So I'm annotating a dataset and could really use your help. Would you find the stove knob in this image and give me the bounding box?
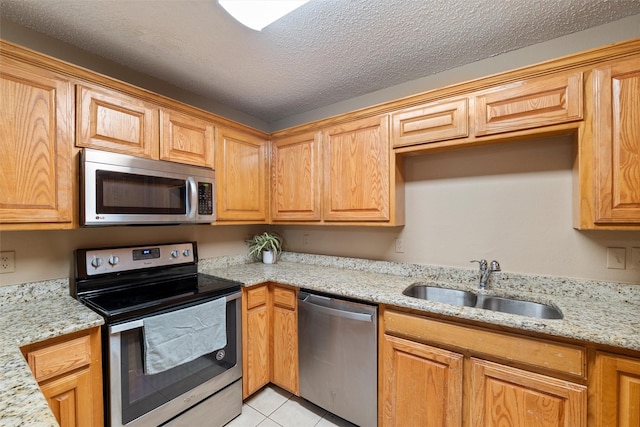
[90,257,103,269]
[108,256,120,266]
[183,249,191,257]
[170,250,180,258]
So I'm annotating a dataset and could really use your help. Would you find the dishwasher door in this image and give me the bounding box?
[298,291,377,427]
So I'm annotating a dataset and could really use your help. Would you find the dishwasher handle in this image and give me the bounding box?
[299,293,374,322]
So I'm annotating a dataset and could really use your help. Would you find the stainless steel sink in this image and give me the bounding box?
[479,296,563,319]
[402,283,563,319]
[402,284,477,307]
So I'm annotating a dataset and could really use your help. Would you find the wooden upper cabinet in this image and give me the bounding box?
[271,131,321,221]
[76,84,159,159]
[0,57,73,228]
[160,109,214,167]
[470,358,587,427]
[475,71,583,136]
[596,352,640,427]
[215,126,268,222]
[322,115,390,222]
[392,97,469,148]
[592,56,640,225]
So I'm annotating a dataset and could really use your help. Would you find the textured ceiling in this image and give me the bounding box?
[2,0,640,125]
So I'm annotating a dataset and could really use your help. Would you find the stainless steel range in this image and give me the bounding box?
[73,242,242,427]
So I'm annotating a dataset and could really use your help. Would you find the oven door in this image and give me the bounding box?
[106,292,241,427]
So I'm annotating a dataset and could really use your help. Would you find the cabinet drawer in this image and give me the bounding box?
[392,97,468,147]
[27,335,92,382]
[384,309,586,378]
[246,285,269,309]
[474,71,583,136]
[273,286,296,310]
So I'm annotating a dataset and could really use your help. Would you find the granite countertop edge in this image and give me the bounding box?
[0,279,104,427]
[200,252,640,352]
[1,252,638,425]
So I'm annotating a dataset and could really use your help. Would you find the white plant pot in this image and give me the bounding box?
[262,250,275,264]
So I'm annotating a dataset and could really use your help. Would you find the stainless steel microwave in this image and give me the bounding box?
[81,148,215,226]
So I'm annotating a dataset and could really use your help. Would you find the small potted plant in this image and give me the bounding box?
[246,231,283,264]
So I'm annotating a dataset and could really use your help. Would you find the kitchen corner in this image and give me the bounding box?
[200,252,640,352]
[1,252,639,426]
[0,280,103,427]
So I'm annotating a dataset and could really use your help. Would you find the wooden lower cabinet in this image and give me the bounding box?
[380,308,588,427]
[381,334,463,427]
[470,358,586,427]
[242,284,271,398]
[21,327,103,427]
[271,284,299,394]
[595,352,640,427]
[242,283,299,399]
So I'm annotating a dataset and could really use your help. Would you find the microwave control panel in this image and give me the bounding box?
[198,182,214,215]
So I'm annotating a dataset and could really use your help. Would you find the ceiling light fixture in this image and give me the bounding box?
[218,0,310,31]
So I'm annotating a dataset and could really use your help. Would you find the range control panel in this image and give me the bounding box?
[82,242,195,276]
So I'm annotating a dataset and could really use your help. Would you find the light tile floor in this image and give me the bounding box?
[226,385,359,427]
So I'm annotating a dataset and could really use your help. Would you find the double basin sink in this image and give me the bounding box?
[403,283,563,319]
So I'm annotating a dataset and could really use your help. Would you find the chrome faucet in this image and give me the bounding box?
[470,259,501,289]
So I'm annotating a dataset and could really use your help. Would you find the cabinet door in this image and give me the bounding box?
[470,358,586,427]
[40,368,93,427]
[592,56,640,224]
[475,72,583,136]
[22,327,103,427]
[271,131,321,221]
[322,115,390,221]
[596,352,640,427]
[381,334,463,427]
[160,109,214,167]
[392,97,468,148]
[271,285,299,394]
[76,84,159,159]
[0,58,73,227]
[216,127,268,222]
[242,285,270,398]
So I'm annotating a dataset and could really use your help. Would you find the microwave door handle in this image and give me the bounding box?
[186,177,197,219]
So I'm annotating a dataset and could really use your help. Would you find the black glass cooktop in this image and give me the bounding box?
[80,273,240,322]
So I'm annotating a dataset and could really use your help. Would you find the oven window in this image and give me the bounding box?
[96,170,186,214]
[118,301,237,425]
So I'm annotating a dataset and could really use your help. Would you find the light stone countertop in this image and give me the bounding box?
[0,279,104,427]
[1,252,638,426]
[200,252,640,352]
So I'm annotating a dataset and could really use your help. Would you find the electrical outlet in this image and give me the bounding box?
[606,247,626,270]
[631,248,640,270]
[395,238,404,253]
[303,234,310,247]
[0,251,15,273]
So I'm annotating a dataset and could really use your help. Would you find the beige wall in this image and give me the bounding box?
[1,15,640,287]
[0,225,263,286]
[279,136,640,283]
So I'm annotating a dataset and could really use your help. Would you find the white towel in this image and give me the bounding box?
[143,297,227,374]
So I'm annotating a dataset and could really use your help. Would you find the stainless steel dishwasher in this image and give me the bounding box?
[298,290,377,427]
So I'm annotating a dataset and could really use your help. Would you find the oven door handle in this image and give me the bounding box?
[109,291,241,334]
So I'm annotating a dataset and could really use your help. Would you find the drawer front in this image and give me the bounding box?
[245,285,269,309]
[27,335,92,382]
[384,309,586,378]
[392,97,469,147]
[475,71,583,136]
[272,286,296,310]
